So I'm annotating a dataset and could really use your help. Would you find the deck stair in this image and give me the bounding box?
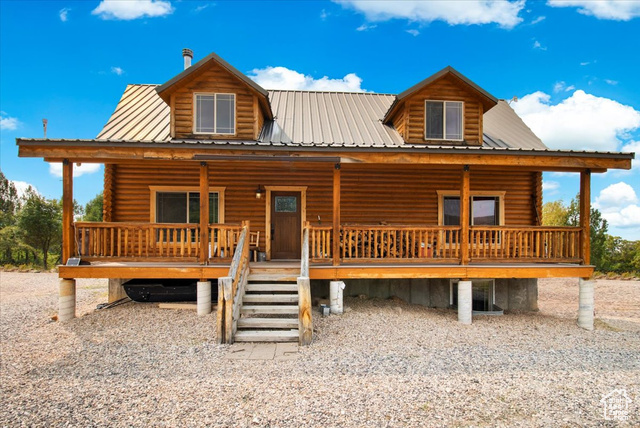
[235,267,299,343]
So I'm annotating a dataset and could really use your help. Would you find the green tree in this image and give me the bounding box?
[17,189,62,270]
[542,200,568,226]
[0,171,20,228]
[83,192,103,221]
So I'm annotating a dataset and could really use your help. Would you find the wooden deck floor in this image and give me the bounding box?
[58,260,593,280]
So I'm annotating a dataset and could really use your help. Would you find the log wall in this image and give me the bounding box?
[110,161,540,251]
[170,61,264,140]
[390,74,484,145]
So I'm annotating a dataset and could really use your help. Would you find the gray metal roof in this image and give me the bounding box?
[96,84,547,150]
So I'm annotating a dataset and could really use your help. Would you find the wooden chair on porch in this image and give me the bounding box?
[249,231,260,262]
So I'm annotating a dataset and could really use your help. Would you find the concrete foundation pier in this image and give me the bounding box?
[197,281,212,316]
[59,279,76,321]
[457,280,472,325]
[578,278,594,330]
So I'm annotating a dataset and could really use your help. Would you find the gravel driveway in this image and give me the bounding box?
[1,272,638,427]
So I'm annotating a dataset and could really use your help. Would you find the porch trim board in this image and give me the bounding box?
[58,262,593,280]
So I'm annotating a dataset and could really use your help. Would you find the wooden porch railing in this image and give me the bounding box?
[217,221,250,344]
[307,224,584,264]
[341,225,462,262]
[74,221,242,262]
[469,226,582,263]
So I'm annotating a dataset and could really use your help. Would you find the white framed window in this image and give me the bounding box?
[425,100,463,141]
[194,93,235,135]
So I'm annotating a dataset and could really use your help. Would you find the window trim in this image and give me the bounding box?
[436,190,505,226]
[149,185,226,223]
[193,92,236,136]
[424,100,464,142]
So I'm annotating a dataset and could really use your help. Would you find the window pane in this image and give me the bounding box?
[445,102,463,140]
[188,193,200,223]
[156,192,187,223]
[209,193,219,223]
[195,95,215,133]
[443,197,460,225]
[275,196,297,213]
[472,197,499,225]
[425,101,443,139]
[215,94,235,134]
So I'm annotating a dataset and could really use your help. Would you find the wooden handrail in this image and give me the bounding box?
[298,222,312,345]
[219,221,250,344]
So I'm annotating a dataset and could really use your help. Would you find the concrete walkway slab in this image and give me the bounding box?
[275,343,299,360]
[224,343,299,360]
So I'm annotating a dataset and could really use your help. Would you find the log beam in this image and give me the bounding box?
[62,159,74,264]
[199,162,209,264]
[460,165,470,265]
[333,163,341,267]
[580,170,591,266]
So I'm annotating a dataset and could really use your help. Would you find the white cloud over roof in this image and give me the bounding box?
[92,0,173,20]
[512,90,640,151]
[548,0,640,21]
[49,163,101,178]
[335,0,525,28]
[248,66,365,92]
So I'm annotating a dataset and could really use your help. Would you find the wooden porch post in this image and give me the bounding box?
[580,169,591,265]
[460,165,470,265]
[199,162,209,264]
[62,159,74,264]
[333,163,341,266]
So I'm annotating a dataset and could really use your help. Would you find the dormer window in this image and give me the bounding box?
[194,93,235,135]
[425,100,463,141]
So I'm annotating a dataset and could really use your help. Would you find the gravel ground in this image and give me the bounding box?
[1,272,638,427]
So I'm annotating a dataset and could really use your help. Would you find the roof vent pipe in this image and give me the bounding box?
[182,48,193,69]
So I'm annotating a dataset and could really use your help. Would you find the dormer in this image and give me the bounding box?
[384,66,497,146]
[156,50,273,140]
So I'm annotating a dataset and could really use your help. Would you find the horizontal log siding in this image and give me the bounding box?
[172,61,261,140]
[111,162,539,251]
[392,74,483,145]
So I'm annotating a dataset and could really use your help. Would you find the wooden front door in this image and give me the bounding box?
[271,191,301,259]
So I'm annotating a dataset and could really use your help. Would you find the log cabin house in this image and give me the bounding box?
[17,49,634,344]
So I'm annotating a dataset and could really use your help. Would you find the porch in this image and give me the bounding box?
[63,221,592,279]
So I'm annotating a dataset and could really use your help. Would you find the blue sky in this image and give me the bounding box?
[1,0,639,239]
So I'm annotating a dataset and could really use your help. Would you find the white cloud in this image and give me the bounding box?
[49,163,101,178]
[580,61,591,66]
[320,9,329,20]
[621,140,640,170]
[248,66,366,92]
[605,79,618,85]
[193,3,211,13]
[548,0,640,21]
[111,66,124,76]
[0,112,19,130]
[406,29,420,36]
[59,7,70,22]
[512,90,640,151]
[356,23,377,31]
[531,15,546,24]
[92,0,173,20]
[11,181,38,198]
[594,182,640,229]
[553,81,575,93]
[533,40,547,50]
[335,0,525,28]
[543,180,560,194]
